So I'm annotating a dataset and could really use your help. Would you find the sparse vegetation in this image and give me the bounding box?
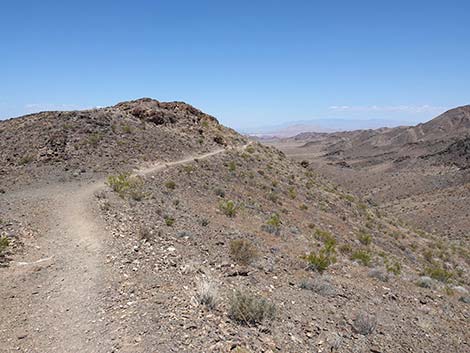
[219,200,237,217]
[287,186,297,199]
[165,180,176,190]
[424,264,453,283]
[385,260,402,275]
[351,249,372,266]
[229,239,258,266]
[107,173,144,200]
[18,154,34,165]
[353,312,377,335]
[0,236,10,255]
[87,132,102,146]
[228,161,236,172]
[304,234,337,273]
[195,278,218,309]
[229,290,275,325]
[262,213,281,235]
[300,277,336,296]
[164,216,175,226]
[416,276,433,288]
[357,229,372,245]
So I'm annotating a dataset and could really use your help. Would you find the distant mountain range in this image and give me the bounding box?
[241,118,422,138]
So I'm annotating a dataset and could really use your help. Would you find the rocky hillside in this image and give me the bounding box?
[270,105,470,242]
[0,98,245,188]
[1,100,469,353]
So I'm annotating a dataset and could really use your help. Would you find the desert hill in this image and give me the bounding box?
[270,105,470,242]
[0,100,469,352]
[0,98,245,188]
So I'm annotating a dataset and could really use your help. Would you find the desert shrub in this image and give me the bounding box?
[425,264,453,283]
[262,213,281,235]
[357,230,372,245]
[416,276,433,288]
[138,227,152,241]
[165,180,176,190]
[164,216,175,226]
[195,278,218,309]
[0,236,9,255]
[287,187,297,199]
[214,188,225,198]
[300,277,336,296]
[304,249,336,273]
[107,173,144,199]
[299,203,308,210]
[18,154,34,165]
[228,161,236,172]
[338,243,352,254]
[300,160,309,168]
[229,290,275,325]
[87,132,102,146]
[122,124,132,133]
[266,213,281,228]
[368,268,389,282]
[230,239,258,266]
[385,260,402,275]
[353,312,377,335]
[314,229,336,248]
[200,218,209,227]
[266,191,278,203]
[246,145,255,154]
[219,200,237,217]
[351,249,372,266]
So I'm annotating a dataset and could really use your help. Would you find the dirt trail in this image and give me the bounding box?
[0,146,243,352]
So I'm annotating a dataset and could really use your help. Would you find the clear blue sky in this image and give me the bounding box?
[1,0,469,129]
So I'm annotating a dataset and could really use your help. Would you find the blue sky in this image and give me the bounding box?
[1,0,469,129]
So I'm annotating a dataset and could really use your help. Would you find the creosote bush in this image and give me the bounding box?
[230,239,258,266]
[229,290,275,325]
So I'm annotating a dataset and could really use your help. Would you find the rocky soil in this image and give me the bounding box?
[1,100,468,352]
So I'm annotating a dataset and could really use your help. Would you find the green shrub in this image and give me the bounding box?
[425,265,453,283]
[220,200,237,217]
[122,124,133,133]
[87,132,102,146]
[314,229,336,248]
[351,250,372,266]
[0,236,9,255]
[229,291,275,325]
[304,250,335,273]
[228,161,236,172]
[287,187,297,199]
[230,239,258,266]
[107,173,144,199]
[246,146,255,154]
[357,230,372,246]
[385,260,402,275]
[164,216,175,226]
[165,180,176,190]
[267,213,281,228]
